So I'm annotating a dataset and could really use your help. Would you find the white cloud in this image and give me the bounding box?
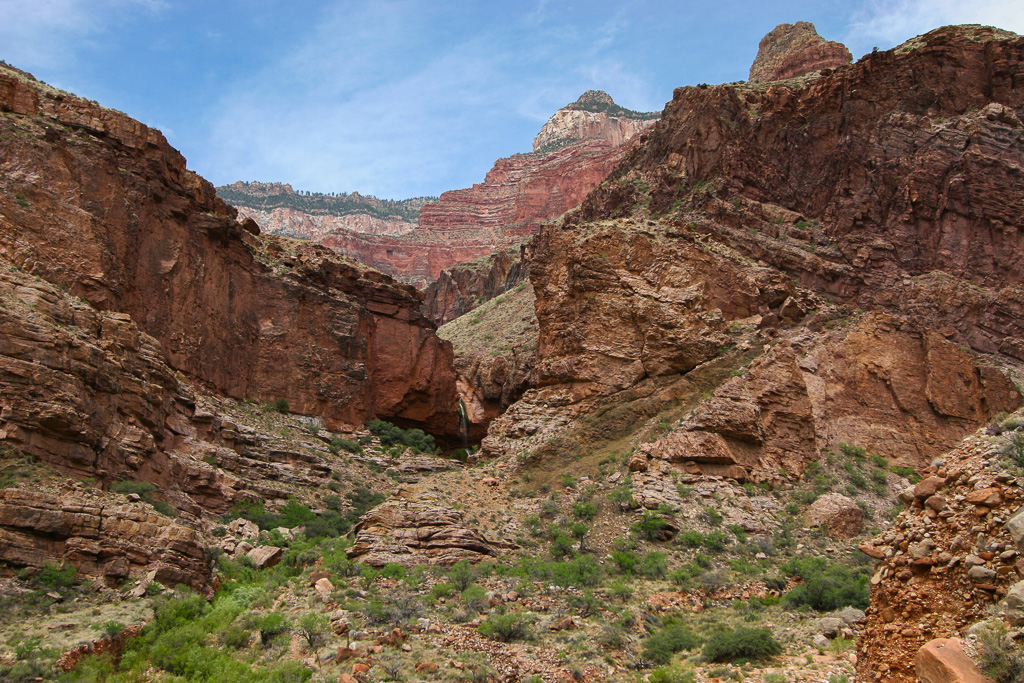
[844,0,1024,57]
[198,0,658,198]
[0,0,163,69]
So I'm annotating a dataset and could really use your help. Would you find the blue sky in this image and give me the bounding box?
[1,1,1021,199]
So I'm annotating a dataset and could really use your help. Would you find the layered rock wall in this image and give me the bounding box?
[749,21,852,82]
[0,65,458,433]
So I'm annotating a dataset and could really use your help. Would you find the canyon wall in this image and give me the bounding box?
[0,64,458,434]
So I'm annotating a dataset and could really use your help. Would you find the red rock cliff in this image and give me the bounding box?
[0,65,458,434]
[749,21,852,81]
[482,25,1024,487]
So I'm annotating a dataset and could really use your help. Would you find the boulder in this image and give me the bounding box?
[1006,507,1024,553]
[247,545,283,569]
[1004,580,1024,626]
[916,638,994,683]
[805,493,864,539]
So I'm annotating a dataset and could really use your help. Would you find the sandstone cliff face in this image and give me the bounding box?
[224,93,656,288]
[422,243,529,326]
[531,90,657,153]
[748,21,852,82]
[235,206,416,238]
[0,257,399,587]
[574,25,1024,354]
[0,65,458,434]
[0,487,212,596]
[347,489,516,567]
[485,26,1024,483]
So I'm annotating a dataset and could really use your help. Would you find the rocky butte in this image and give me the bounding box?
[749,20,853,81]
[221,90,658,287]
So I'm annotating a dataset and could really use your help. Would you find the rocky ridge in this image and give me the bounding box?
[220,181,429,240]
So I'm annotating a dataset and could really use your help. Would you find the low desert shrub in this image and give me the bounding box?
[702,626,782,663]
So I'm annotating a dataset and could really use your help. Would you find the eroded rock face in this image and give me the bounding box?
[531,90,656,153]
[0,65,458,434]
[504,27,1024,477]
[347,489,515,566]
[0,488,211,596]
[629,314,1019,481]
[749,21,852,82]
[422,244,529,326]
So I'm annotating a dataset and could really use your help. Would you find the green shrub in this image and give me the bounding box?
[782,557,869,611]
[632,510,670,540]
[245,611,290,645]
[726,524,747,543]
[572,501,597,520]
[611,550,640,575]
[702,626,782,663]
[702,506,723,527]
[640,551,668,579]
[220,624,251,649]
[477,611,532,642]
[431,582,456,599]
[303,510,350,538]
[34,560,77,589]
[649,664,697,683]
[366,419,436,453]
[977,623,1024,683]
[329,437,361,454]
[890,465,921,483]
[839,443,866,458]
[379,562,406,580]
[273,398,290,413]
[98,620,125,637]
[642,623,701,664]
[294,612,329,650]
[448,560,476,591]
[553,555,604,587]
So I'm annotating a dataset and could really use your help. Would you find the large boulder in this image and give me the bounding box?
[916,638,994,683]
[805,493,864,539]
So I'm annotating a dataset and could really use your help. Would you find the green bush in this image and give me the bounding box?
[329,437,361,454]
[379,563,406,579]
[448,560,477,591]
[649,664,697,683]
[366,419,436,453]
[273,398,290,413]
[977,623,1024,683]
[611,550,640,575]
[477,611,532,642]
[572,501,597,520]
[642,623,701,664]
[702,626,782,663]
[782,557,869,611]
[640,551,668,579]
[34,560,77,589]
[551,555,603,588]
[702,506,723,527]
[99,620,125,637]
[632,510,670,541]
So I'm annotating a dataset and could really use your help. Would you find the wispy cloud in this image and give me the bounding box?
[844,0,1024,57]
[0,0,163,69]
[198,0,658,198]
